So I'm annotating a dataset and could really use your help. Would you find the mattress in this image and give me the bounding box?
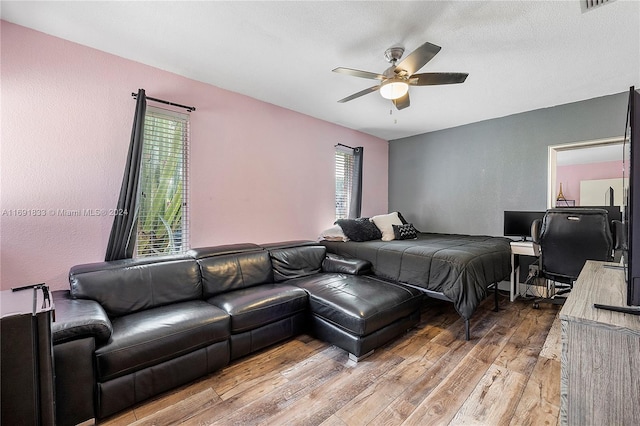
[320,233,512,319]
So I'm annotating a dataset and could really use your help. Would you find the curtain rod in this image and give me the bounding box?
[131,92,196,112]
[335,143,362,152]
[335,143,354,149]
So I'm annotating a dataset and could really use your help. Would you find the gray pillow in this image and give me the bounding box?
[335,218,382,242]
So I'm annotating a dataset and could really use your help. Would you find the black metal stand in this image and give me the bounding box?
[594,303,640,315]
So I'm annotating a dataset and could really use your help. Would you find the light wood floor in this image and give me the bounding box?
[100,293,562,426]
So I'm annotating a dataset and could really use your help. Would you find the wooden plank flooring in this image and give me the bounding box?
[100,293,561,426]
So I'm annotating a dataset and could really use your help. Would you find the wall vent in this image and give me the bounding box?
[581,0,616,13]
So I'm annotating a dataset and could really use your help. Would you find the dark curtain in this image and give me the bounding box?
[105,89,147,261]
[348,147,363,219]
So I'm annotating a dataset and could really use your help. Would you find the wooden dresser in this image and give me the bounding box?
[560,260,640,426]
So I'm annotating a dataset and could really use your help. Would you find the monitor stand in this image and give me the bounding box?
[603,264,624,270]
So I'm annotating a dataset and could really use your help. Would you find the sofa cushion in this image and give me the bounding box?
[187,243,263,259]
[207,284,308,333]
[198,251,274,298]
[70,255,201,317]
[260,240,318,250]
[94,300,229,381]
[289,274,423,336]
[269,246,327,282]
[321,254,371,275]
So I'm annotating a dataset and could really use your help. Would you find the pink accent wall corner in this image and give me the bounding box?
[556,160,623,205]
[0,21,388,291]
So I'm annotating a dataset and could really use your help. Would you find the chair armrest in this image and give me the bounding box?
[531,219,543,244]
[322,253,371,275]
[51,290,112,344]
[612,220,627,251]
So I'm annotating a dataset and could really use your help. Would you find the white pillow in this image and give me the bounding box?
[371,212,403,241]
[318,225,349,242]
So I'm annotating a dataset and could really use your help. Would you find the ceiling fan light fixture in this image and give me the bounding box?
[379,79,409,100]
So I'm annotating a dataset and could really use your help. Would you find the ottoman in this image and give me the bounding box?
[290,273,423,361]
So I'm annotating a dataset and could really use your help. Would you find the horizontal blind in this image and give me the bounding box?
[582,0,614,12]
[335,147,354,220]
[136,107,190,257]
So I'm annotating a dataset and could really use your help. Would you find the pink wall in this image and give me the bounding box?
[0,22,388,291]
[556,160,623,205]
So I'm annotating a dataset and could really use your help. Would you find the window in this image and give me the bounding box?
[335,146,354,220]
[136,107,189,257]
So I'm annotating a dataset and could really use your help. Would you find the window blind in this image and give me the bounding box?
[582,0,614,12]
[136,107,190,257]
[335,146,354,220]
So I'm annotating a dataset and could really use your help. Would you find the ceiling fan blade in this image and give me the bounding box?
[332,67,385,80]
[409,72,469,86]
[395,42,441,75]
[392,92,410,110]
[337,85,380,103]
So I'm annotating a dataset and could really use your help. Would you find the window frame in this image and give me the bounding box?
[135,106,190,258]
[335,145,355,220]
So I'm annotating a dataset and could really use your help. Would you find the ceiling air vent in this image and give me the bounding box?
[581,0,616,13]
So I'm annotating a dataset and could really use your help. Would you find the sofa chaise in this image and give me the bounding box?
[51,242,423,424]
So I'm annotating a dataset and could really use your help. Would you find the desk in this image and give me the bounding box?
[560,261,640,425]
[509,241,540,301]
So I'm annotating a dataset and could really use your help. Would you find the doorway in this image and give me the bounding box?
[547,137,625,209]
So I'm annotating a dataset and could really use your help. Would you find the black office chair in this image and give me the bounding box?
[530,208,614,307]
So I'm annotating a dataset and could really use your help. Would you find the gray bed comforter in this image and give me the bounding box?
[320,233,512,319]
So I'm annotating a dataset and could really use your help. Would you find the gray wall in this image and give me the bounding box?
[389,92,629,236]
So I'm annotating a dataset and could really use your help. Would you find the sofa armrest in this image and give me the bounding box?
[52,290,112,344]
[322,253,371,275]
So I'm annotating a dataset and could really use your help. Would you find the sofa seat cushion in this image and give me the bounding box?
[289,273,423,336]
[95,300,230,382]
[207,284,308,334]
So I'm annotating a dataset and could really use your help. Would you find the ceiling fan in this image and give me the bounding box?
[333,42,468,110]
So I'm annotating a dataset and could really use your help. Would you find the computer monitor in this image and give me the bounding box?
[503,211,546,241]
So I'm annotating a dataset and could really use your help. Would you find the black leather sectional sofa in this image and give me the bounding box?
[51,241,424,424]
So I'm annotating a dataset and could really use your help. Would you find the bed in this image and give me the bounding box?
[320,232,512,339]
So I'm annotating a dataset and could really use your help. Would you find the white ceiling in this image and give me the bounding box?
[2,0,639,141]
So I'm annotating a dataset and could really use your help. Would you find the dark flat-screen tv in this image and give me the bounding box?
[504,211,546,241]
[596,86,640,314]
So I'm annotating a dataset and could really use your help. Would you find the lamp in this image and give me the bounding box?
[379,78,409,100]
